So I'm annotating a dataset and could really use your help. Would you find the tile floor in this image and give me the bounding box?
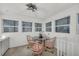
[4,45,57,56]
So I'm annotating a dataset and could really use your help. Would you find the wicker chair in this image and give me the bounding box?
[45,37,56,54]
[32,41,44,56]
[27,35,34,48]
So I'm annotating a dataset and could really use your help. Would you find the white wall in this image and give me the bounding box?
[0,12,44,48]
[44,5,79,56]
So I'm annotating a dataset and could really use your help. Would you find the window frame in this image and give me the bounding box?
[55,16,70,33]
[35,23,42,32]
[3,19,18,32]
[46,22,52,32]
[22,21,32,32]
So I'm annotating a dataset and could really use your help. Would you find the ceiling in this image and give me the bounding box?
[0,3,78,19]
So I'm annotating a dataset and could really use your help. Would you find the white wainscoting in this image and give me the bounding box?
[56,36,79,56]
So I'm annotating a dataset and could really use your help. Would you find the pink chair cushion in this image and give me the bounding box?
[32,43,44,55]
[45,39,55,48]
[32,43,43,51]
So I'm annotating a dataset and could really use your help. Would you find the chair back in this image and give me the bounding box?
[32,42,44,55]
[45,37,56,49]
[27,35,32,41]
[27,35,34,46]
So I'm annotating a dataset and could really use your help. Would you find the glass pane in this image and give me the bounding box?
[35,28,42,32]
[46,22,52,27]
[4,27,9,32]
[66,16,70,24]
[46,28,52,32]
[22,22,32,32]
[23,28,32,32]
[4,27,15,32]
[56,26,70,33]
[3,20,14,26]
[35,28,38,32]
[9,27,15,32]
[14,21,18,26]
[35,23,42,27]
[46,22,52,32]
[14,27,18,32]
[38,28,42,32]
[56,16,70,25]
[3,20,18,32]
[22,22,32,27]
[3,20,18,26]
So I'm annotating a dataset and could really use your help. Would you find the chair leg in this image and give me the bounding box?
[27,44,30,48]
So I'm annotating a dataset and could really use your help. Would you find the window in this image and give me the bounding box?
[35,23,42,32]
[55,16,70,33]
[46,22,52,32]
[22,22,32,32]
[3,19,18,32]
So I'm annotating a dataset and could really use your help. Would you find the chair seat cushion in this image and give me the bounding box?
[32,43,43,52]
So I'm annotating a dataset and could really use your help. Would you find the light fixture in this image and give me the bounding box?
[26,3,37,12]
